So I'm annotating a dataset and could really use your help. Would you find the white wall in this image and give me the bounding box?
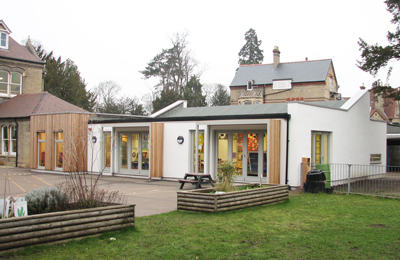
[287,90,387,187]
[162,121,206,179]
[87,123,103,174]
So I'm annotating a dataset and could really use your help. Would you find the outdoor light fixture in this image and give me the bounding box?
[91,136,97,143]
[177,136,184,144]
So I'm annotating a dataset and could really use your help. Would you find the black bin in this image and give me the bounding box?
[304,169,326,193]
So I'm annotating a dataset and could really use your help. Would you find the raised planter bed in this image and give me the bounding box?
[0,204,135,252]
[177,184,289,212]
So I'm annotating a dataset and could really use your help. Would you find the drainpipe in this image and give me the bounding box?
[263,84,266,104]
[285,116,290,186]
[15,119,18,167]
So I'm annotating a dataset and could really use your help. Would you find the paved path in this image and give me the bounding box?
[0,167,198,217]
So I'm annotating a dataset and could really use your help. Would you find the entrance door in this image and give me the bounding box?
[120,132,149,175]
[217,131,267,182]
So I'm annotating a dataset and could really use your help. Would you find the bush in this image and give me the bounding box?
[56,174,126,209]
[25,187,69,215]
[215,161,236,192]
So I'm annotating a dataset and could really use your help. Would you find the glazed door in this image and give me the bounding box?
[217,131,267,182]
[120,132,149,175]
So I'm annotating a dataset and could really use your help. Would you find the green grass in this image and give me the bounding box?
[3,193,400,259]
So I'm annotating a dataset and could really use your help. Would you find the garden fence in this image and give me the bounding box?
[300,163,400,198]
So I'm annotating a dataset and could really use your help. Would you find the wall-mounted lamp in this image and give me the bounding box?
[177,136,184,144]
[91,136,97,143]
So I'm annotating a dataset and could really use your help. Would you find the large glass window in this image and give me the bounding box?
[312,132,330,165]
[2,126,8,154]
[217,130,267,180]
[10,72,22,94]
[104,132,111,168]
[38,132,46,168]
[10,126,16,155]
[119,132,149,174]
[192,131,204,173]
[55,132,63,169]
[0,71,8,94]
[0,71,22,95]
[0,33,7,48]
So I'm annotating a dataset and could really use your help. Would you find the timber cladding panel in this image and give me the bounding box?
[150,123,164,178]
[269,119,281,184]
[177,184,289,212]
[30,113,89,171]
[0,204,135,253]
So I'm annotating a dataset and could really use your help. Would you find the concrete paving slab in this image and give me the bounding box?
[0,166,204,217]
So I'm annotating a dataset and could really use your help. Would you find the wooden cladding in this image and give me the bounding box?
[269,119,281,184]
[30,113,89,171]
[150,123,164,178]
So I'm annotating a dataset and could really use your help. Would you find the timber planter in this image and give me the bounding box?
[0,204,135,252]
[177,184,289,212]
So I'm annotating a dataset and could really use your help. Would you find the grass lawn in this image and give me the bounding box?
[3,192,400,259]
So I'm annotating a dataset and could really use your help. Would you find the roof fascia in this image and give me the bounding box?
[150,100,187,118]
[340,90,368,110]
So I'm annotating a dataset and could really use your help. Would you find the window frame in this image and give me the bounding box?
[9,126,16,156]
[0,32,8,49]
[55,131,63,170]
[312,131,330,166]
[0,70,22,96]
[2,126,9,155]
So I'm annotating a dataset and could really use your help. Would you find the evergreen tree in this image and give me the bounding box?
[238,28,264,65]
[358,0,400,80]
[33,43,95,111]
[209,84,231,106]
[182,76,206,107]
[152,88,183,113]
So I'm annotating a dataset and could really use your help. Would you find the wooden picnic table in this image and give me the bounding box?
[179,173,215,189]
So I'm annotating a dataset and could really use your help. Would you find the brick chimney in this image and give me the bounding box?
[273,46,280,68]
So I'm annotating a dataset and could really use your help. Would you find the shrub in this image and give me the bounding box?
[215,161,236,192]
[25,187,69,215]
[56,174,126,209]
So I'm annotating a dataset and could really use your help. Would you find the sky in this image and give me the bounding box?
[2,0,399,102]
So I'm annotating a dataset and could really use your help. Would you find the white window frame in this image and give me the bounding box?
[273,79,292,90]
[0,32,8,49]
[10,72,22,95]
[312,131,330,165]
[0,70,22,96]
[9,126,16,156]
[2,126,8,155]
[55,131,63,170]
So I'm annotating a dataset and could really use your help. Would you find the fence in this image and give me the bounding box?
[301,163,400,198]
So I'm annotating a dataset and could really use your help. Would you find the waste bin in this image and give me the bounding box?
[304,169,326,193]
[316,164,331,188]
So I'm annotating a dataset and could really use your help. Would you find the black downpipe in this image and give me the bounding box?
[285,117,290,186]
[14,119,18,167]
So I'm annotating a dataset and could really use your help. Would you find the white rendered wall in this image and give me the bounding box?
[287,90,387,187]
[162,121,206,179]
[87,123,103,174]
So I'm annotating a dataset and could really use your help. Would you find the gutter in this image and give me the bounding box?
[89,113,291,124]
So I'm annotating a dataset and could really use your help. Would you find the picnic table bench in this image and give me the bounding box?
[179,173,215,189]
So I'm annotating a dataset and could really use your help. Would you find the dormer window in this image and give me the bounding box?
[247,80,254,91]
[0,32,8,49]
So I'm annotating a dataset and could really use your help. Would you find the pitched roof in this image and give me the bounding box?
[230,59,333,87]
[0,92,87,119]
[0,36,44,64]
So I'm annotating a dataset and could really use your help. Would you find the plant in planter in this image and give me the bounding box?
[215,161,236,192]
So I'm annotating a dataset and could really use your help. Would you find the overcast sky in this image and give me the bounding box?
[2,0,398,101]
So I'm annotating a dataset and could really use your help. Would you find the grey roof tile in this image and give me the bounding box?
[230,59,332,87]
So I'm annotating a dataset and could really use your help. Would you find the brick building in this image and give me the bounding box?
[229,46,341,105]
